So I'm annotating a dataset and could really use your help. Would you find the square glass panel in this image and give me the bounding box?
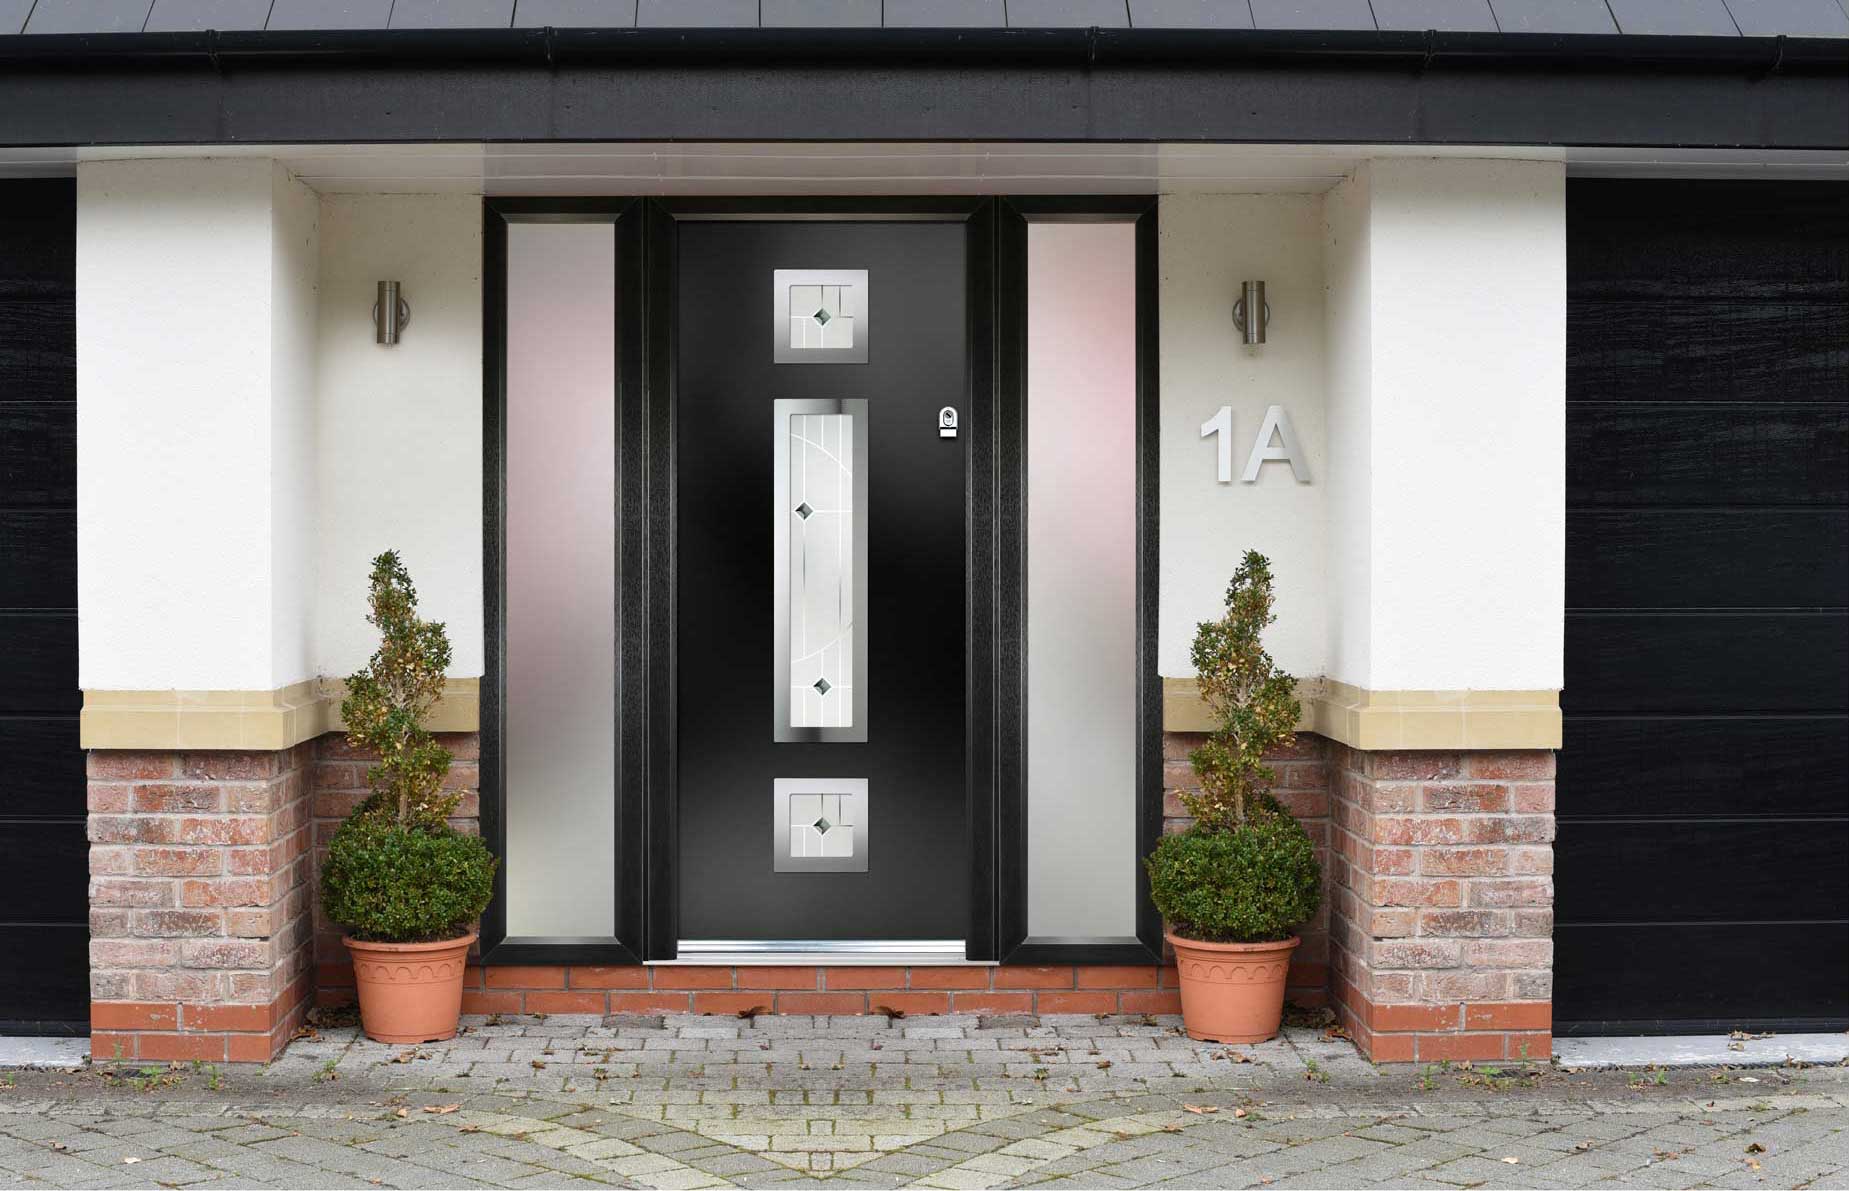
[773,269,869,364]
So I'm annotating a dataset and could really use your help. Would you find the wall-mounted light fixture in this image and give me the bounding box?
[1232,279,1269,345]
[373,280,411,345]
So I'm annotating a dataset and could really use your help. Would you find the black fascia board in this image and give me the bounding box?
[0,26,1842,149]
[1,25,1845,69]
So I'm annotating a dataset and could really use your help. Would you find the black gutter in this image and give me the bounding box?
[0,26,1843,72]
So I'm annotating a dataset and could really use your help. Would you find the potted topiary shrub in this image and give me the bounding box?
[1146,551,1321,1044]
[319,551,497,1045]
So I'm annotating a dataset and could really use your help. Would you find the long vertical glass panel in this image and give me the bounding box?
[1027,221,1138,939]
[773,399,868,742]
[505,222,617,937]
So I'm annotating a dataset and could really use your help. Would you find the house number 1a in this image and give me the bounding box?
[1200,404,1312,484]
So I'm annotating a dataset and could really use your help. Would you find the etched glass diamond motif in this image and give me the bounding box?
[795,501,813,520]
[813,677,831,696]
[813,307,831,325]
[813,816,833,834]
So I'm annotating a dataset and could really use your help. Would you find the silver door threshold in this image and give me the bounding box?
[667,940,987,966]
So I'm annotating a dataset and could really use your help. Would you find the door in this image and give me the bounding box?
[1558,179,1849,1034]
[0,179,86,1032]
[673,216,972,946]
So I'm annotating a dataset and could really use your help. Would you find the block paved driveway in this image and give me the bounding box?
[3,1013,1845,1189]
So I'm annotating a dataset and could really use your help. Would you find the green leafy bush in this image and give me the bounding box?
[1147,550,1322,943]
[1146,806,1321,943]
[321,815,495,943]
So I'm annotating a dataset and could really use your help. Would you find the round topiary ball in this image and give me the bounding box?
[320,815,497,943]
[1145,809,1321,944]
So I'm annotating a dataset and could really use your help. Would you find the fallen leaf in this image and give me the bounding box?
[1096,1060,1113,1070]
[1502,1156,1520,1164]
[737,1005,768,1020]
[1745,1143,1766,1154]
[394,1108,409,1119]
[1747,1158,1763,1172]
[873,1005,905,1020]
[459,1124,483,1134]
[1234,1108,1249,1119]
[1323,1026,1352,1042]
[1182,1104,1219,1115]
[123,1157,141,1165]
[1740,1076,1760,1083]
[48,1142,69,1152]
[1160,1124,1183,1133]
[424,1104,462,1115]
[1573,1142,1593,1152]
[530,1060,546,1070]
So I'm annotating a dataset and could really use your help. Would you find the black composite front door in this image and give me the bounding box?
[673,217,971,946]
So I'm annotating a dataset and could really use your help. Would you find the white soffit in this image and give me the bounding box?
[2,142,1845,191]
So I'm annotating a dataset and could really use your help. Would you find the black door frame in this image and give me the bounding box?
[480,195,1160,967]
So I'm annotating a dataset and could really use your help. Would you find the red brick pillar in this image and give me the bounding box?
[1330,747,1555,1063]
[87,745,315,1062]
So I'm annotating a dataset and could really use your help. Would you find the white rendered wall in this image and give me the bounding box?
[1322,169,1374,688]
[314,195,483,681]
[78,158,319,691]
[1158,194,1327,680]
[271,168,321,687]
[1321,159,1566,692]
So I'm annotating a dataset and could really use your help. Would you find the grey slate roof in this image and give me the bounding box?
[6,0,1847,35]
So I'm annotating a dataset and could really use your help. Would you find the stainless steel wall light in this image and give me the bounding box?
[373,280,411,345]
[1232,279,1269,345]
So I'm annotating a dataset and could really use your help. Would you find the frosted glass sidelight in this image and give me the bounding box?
[1026,221,1139,940]
[773,399,868,742]
[504,222,617,938]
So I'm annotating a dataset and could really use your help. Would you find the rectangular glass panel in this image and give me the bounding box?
[773,399,868,742]
[790,413,855,728]
[1026,221,1139,940]
[504,221,617,937]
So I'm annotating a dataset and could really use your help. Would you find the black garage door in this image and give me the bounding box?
[1558,180,1849,1035]
[0,179,86,1033]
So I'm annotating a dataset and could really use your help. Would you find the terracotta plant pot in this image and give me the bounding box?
[344,932,476,1045]
[1166,932,1300,1044]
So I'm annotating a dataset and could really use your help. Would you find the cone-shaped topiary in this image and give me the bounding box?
[1147,551,1321,944]
[341,551,458,827]
[321,551,496,944]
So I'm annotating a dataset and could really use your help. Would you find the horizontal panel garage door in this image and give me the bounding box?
[1559,180,1849,1035]
[0,179,86,1033]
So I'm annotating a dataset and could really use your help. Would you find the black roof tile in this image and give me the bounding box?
[1371,0,1498,31]
[390,0,518,28]
[512,0,637,26]
[1488,0,1617,33]
[266,0,392,30]
[24,0,154,33]
[1250,0,1376,30]
[1129,0,1254,28]
[1005,0,1130,26]
[883,0,1006,25]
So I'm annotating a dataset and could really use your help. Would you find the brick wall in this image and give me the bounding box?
[1160,732,1332,1008]
[455,965,1182,1017]
[87,729,1553,1065]
[1328,746,1556,1063]
[86,746,316,1062]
